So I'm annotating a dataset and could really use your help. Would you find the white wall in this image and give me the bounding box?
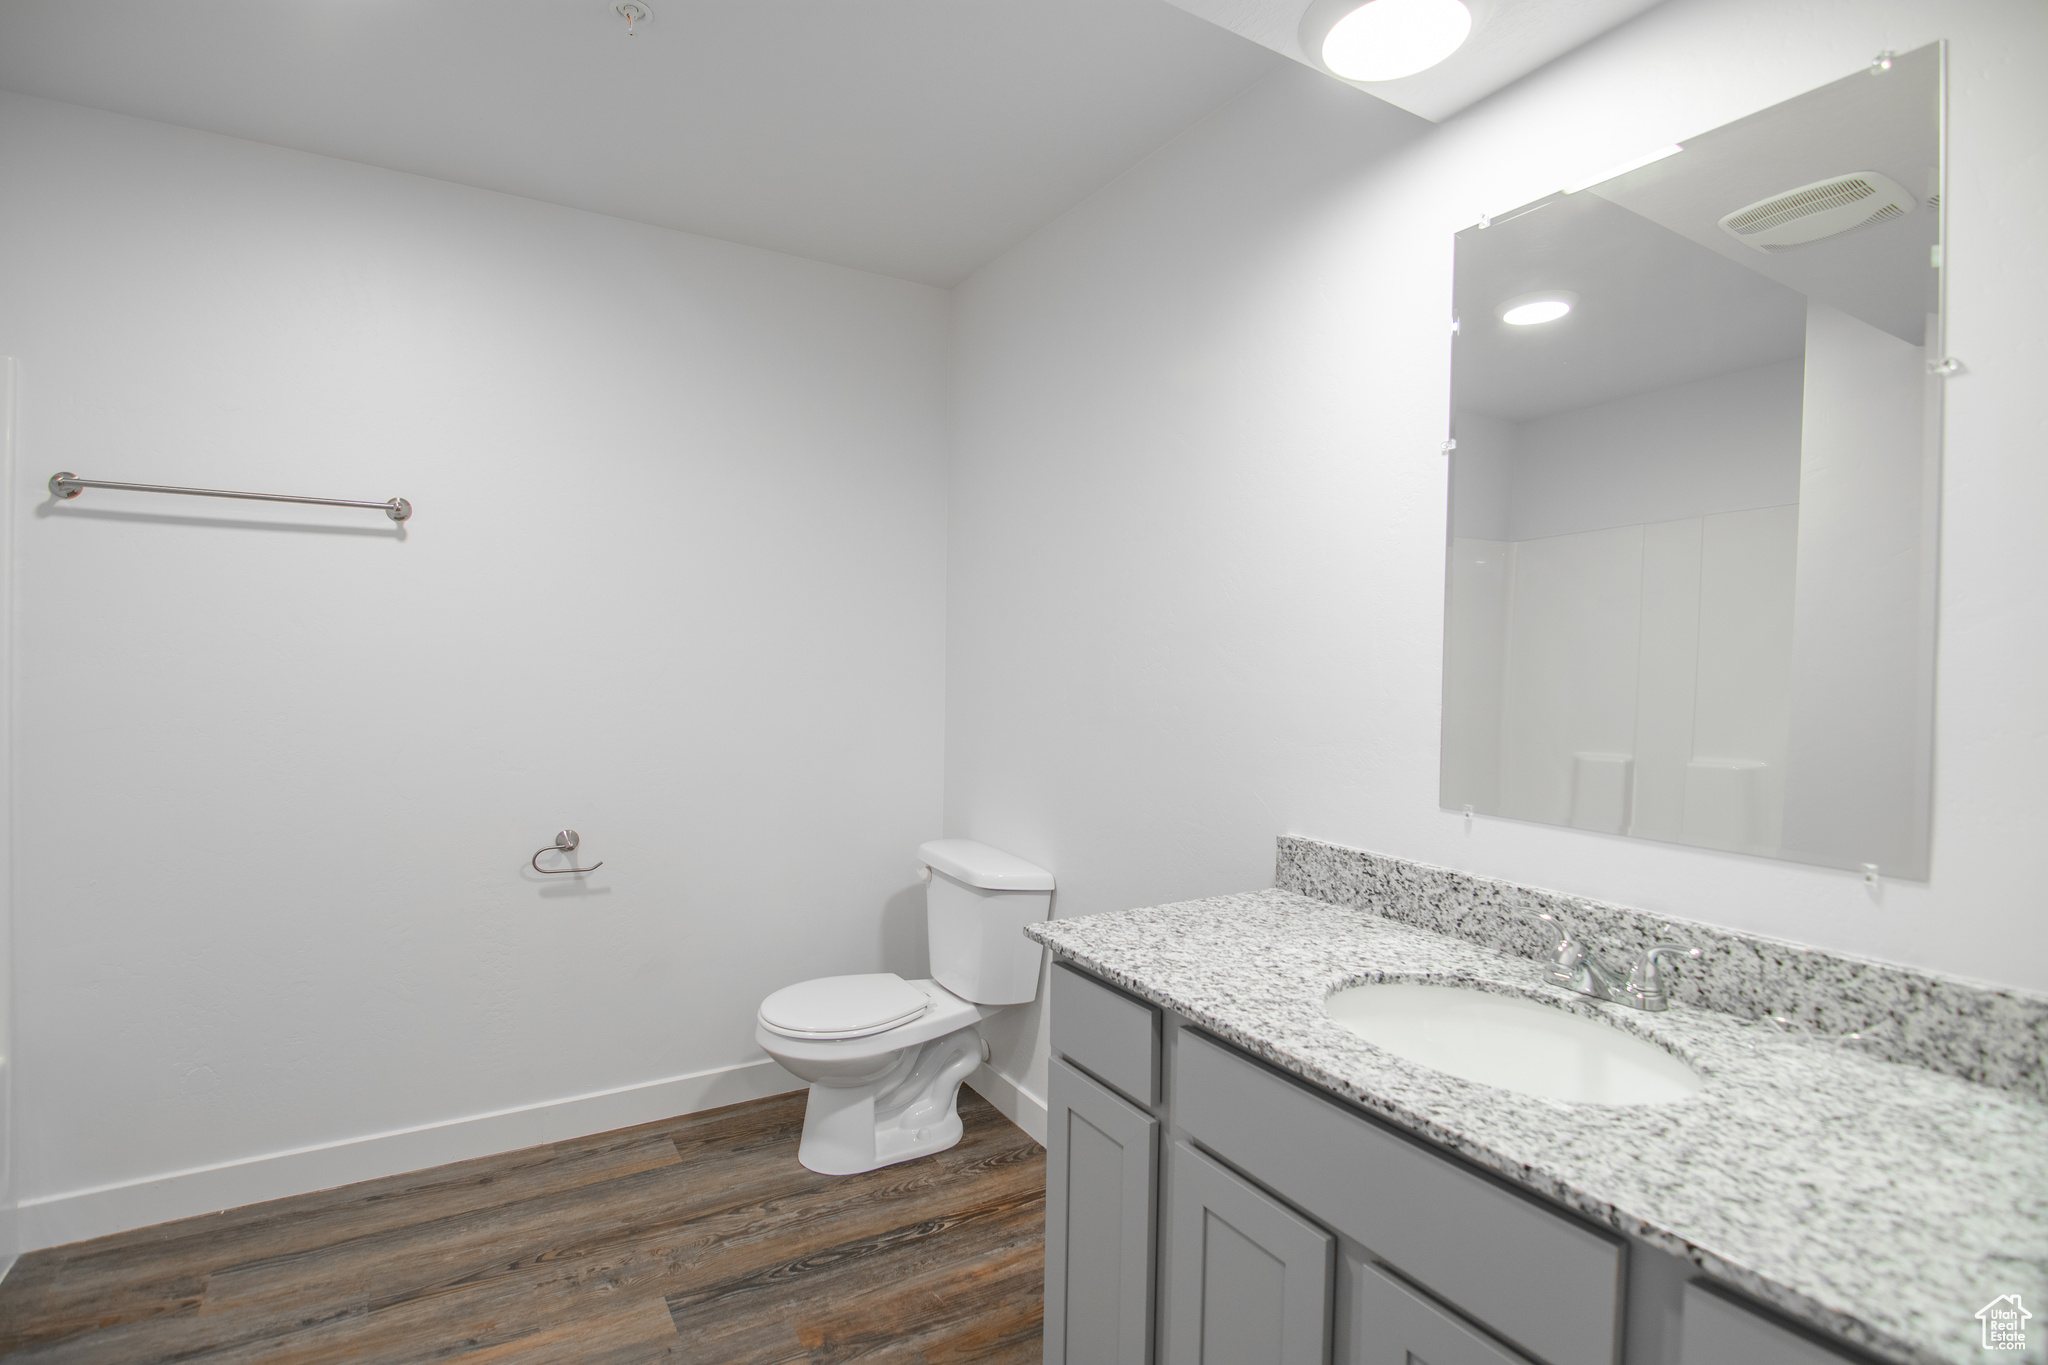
[1,355,17,1279]
[948,0,2048,1118]
[1446,358,1805,842]
[1451,505,1798,851]
[1782,302,1939,875]
[1679,505,1799,852]
[1439,536,1506,811]
[0,94,950,1248]
[1494,524,1646,826]
[1447,410,1512,540]
[1504,359,1804,541]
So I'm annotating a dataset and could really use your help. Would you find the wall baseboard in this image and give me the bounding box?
[19,1059,802,1253]
[965,1063,1047,1147]
[20,1057,1043,1254]
[0,1196,16,1283]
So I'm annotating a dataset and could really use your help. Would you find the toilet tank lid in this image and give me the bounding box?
[917,839,1055,891]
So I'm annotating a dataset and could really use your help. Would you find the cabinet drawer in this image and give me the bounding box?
[1051,962,1161,1107]
[1680,1282,1871,1365]
[1174,1029,1623,1365]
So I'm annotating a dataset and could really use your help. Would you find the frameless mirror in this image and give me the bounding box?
[1441,45,1944,878]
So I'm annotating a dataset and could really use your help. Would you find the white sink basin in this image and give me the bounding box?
[1324,981,1703,1106]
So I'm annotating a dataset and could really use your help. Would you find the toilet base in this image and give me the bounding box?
[796,1027,990,1175]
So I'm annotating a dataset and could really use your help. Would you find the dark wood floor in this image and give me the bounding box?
[0,1088,1045,1364]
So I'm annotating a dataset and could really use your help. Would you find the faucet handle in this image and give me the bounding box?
[1536,912,1574,953]
[1536,913,1587,984]
[1626,943,1700,1011]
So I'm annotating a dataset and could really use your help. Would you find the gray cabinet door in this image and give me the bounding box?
[1344,1256,1531,1365]
[1045,1056,1158,1365]
[1165,1141,1334,1365]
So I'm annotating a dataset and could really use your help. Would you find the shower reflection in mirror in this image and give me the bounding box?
[1440,44,1943,879]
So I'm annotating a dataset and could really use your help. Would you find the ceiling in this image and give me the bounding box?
[1158,0,1666,121]
[1592,43,1940,348]
[1452,191,1808,423]
[0,0,1284,286]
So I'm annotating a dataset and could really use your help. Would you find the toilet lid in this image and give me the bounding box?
[759,973,930,1040]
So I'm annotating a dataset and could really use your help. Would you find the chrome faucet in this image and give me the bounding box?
[1537,914,1699,1012]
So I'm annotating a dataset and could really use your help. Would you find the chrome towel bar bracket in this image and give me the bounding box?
[51,471,412,522]
[532,829,602,875]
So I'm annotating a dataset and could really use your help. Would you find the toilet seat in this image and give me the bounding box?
[759,973,930,1041]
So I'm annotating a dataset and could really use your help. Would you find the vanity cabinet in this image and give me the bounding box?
[1045,960,1898,1365]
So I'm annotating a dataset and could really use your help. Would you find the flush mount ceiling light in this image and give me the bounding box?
[1310,0,1473,83]
[1498,291,1578,326]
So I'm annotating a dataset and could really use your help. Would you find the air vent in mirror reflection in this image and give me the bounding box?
[1717,171,1916,252]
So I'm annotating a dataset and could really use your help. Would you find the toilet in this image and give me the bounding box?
[756,838,1054,1175]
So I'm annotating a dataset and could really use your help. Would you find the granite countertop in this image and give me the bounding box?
[1028,888,2048,1365]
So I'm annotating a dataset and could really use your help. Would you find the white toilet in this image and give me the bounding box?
[756,838,1053,1175]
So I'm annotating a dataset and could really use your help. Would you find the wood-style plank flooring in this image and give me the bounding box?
[0,1089,1045,1364]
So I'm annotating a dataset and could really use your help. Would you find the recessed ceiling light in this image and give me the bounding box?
[1319,0,1473,83]
[1499,292,1578,326]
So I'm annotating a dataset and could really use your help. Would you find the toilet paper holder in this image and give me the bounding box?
[532,829,603,875]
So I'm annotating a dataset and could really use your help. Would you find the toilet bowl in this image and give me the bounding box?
[756,974,998,1174]
[757,839,1054,1175]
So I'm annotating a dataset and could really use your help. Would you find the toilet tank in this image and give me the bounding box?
[917,839,1054,1006]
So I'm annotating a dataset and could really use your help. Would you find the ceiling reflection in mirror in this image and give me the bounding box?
[1441,44,1943,878]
